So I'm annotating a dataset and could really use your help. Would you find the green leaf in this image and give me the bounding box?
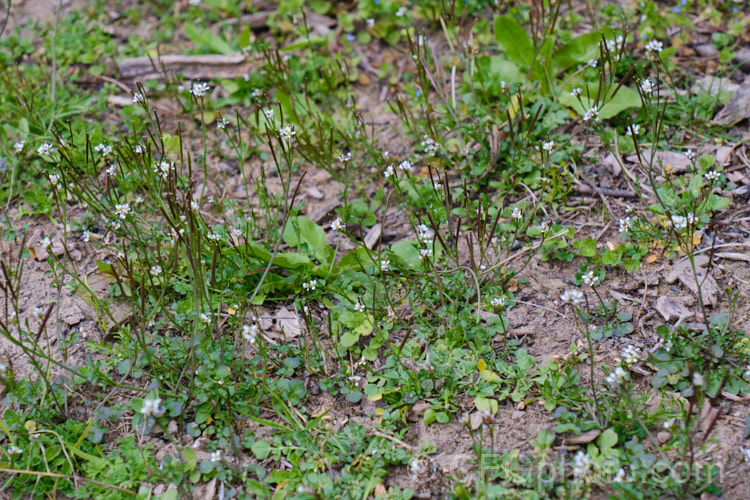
[558,84,641,120]
[423,409,437,425]
[251,440,272,460]
[340,331,360,348]
[494,15,534,67]
[283,216,331,264]
[184,22,235,54]
[597,428,618,451]
[486,56,523,83]
[707,194,730,211]
[553,32,601,72]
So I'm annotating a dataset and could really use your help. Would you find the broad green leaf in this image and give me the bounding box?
[251,440,271,460]
[558,84,641,120]
[494,15,534,67]
[486,56,523,83]
[340,331,360,347]
[184,22,235,55]
[283,216,330,263]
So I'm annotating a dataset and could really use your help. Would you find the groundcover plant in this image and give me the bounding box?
[1,0,750,498]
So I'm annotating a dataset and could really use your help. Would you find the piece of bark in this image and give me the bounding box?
[626,149,691,173]
[665,256,719,307]
[712,76,750,126]
[655,296,693,322]
[118,54,257,81]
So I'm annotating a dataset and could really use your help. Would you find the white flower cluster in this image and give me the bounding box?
[570,87,582,97]
[217,116,230,129]
[606,366,628,387]
[704,170,720,181]
[338,152,352,162]
[132,92,144,104]
[619,217,633,233]
[140,397,164,417]
[114,203,131,219]
[263,108,274,120]
[621,345,642,366]
[380,259,390,272]
[542,140,554,152]
[384,164,395,179]
[398,160,413,173]
[582,106,600,123]
[331,217,345,232]
[668,213,696,231]
[641,78,653,94]
[13,141,24,153]
[94,143,113,156]
[626,124,640,136]
[511,207,522,221]
[491,296,506,308]
[420,135,439,156]
[418,247,432,261]
[154,161,171,180]
[409,458,429,482]
[573,451,592,479]
[302,279,317,292]
[353,301,366,313]
[242,323,259,343]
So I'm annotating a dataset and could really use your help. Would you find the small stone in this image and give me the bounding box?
[306,186,324,200]
[511,410,525,420]
[695,44,717,58]
[657,431,672,444]
[167,420,178,435]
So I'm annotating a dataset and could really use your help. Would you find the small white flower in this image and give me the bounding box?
[302,279,317,292]
[420,135,439,156]
[542,140,554,152]
[278,125,296,141]
[114,203,131,219]
[626,124,640,136]
[704,170,720,181]
[82,230,90,242]
[140,397,163,417]
[200,313,210,323]
[380,259,390,272]
[210,450,221,463]
[338,152,352,162]
[263,108,275,120]
[242,323,259,343]
[232,227,243,237]
[13,141,24,153]
[366,18,375,28]
[206,232,222,242]
[252,88,263,98]
[418,247,432,261]
[613,468,627,483]
[6,445,22,456]
[588,59,598,68]
[491,297,506,308]
[692,372,704,387]
[561,289,583,306]
[641,78,653,94]
[37,143,56,156]
[582,271,598,286]
[570,87,582,97]
[106,164,117,178]
[663,418,676,430]
[511,207,523,221]
[395,6,407,17]
[150,265,162,276]
[384,165,395,179]
[500,80,507,90]
[132,92,144,104]
[645,39,664,53]
[94,143,113,156]
[686,212,697,225]
[331,218,344,232]
[217,116,230,129]
[685,149,695,161]
[49,174,60,187]
[538,219,549,232]
[191,82,210,97]
[135,195,144,204]
[134,144,145,154]
[354,302,366,313]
